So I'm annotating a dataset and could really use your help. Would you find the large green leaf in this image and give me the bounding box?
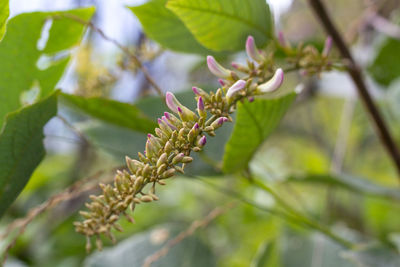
[0,92,58,218]
[0,0,8,39]
[223,93,296,173]
[166,0,273,51]
[368,37,400,86]
[60,93,157,133]
[84,224,216,267]
[0,7,94,128]
[286,173,400,201]
[129,0,209,54]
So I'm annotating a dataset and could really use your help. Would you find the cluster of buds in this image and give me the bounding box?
[74,36,285,251]
[278,32,334,76]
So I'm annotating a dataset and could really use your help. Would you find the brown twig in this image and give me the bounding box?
[0,166,123,263]
[53,13,164,97]
[142,202,234,267]
[308,0,400,179]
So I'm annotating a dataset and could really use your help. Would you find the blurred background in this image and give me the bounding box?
[2,0,400,266]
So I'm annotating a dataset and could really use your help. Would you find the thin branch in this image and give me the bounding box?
[143,203,234,267]
[57,115,91,147]
[53,14,164,97]
[307,0,400,179]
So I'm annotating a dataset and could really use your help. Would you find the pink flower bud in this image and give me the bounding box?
[164,112,171,119]
[192,87,201,95]
[207,56,230,78]
[246,36,264,62]
[256,68,284,94]
[166,91,197,121]
[194,122,199,129]
[211,116,229,129]
[322,36,332,57]
[278,31,286,47]
[218,79,226,86]
[197,96,204,111]
[226,79,246,99]
[165,92,181,113]
[161,116,177,130]
[198,136,207,147]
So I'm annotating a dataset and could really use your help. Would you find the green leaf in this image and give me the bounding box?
[286,173,400,201]
[128,0,210,54]
[60,93,157,133]
[251,241,276,267]
[0,0,9,39]
[368,37,400,86]
[84,224,216,267]
[0,92,58,218]
[0,7,94,128]
[223,93,296,173]
[166,0,273,51]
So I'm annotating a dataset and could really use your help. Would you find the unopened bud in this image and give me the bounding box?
[182,156,193,163]
[197,135,207,147]
[210,117,229,130]
[157,153,168,167]
[226,79,246,100]
[140,195,153,202]
[207,56,231,78]
[162,168,176,179]
[246,36,264,62]
[172,153,185,164]
[256,68,284,94]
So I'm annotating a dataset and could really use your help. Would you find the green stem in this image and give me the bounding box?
[251,178,355,249]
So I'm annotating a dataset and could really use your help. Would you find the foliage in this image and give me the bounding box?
[1,0,400,266]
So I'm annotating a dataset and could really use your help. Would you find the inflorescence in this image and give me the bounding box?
[74,35,332,251]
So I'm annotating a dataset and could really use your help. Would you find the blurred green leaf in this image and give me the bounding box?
[129,0,210,54]
[223,93,296,173]
[368,38,400,86]
[60,93,157,133]
[166,0,273,51]
[281,231,355,267]
[0,7,94,128]
[342,244,400,267]
[83,122,147,159]
[84,224,216,267]
[286,173,400,201]
[387,78,400,121]
[0,92,58,218]
[251,241,276,267]
[0,0,8,39]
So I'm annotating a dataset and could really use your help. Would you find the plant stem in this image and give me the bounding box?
[307,0,400,179]
[251,178,355,249]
